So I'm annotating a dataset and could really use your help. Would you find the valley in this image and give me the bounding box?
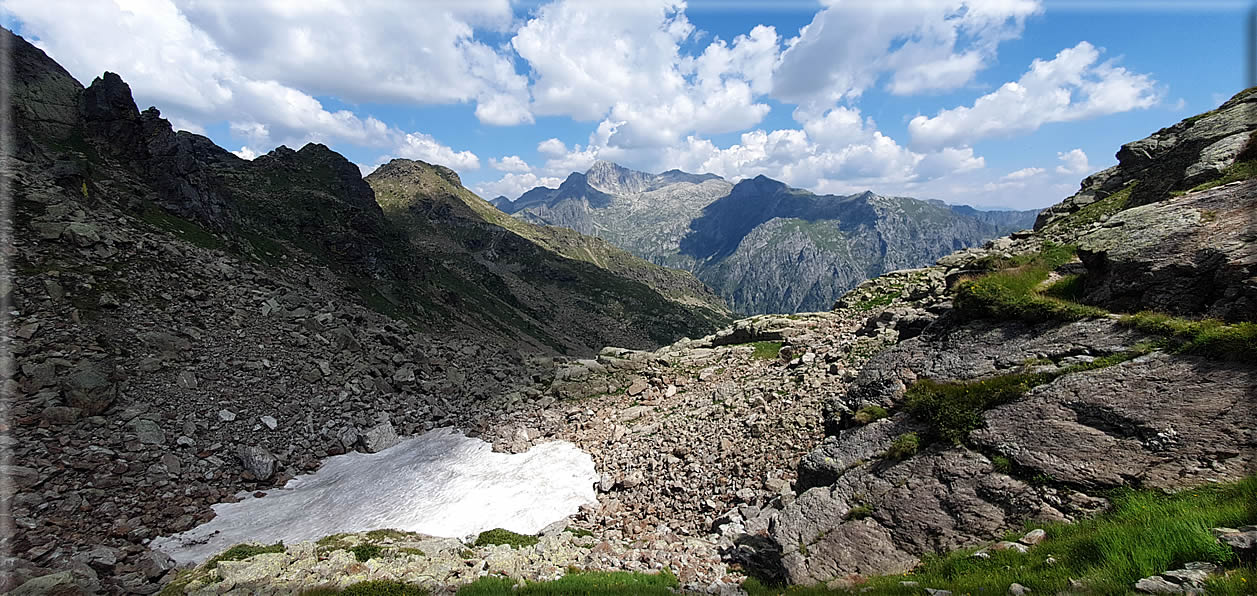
[3,23,1257,596]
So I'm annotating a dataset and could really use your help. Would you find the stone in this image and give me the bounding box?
[626,378,649,396]
[130,419,166,445]
[0,465,43,487]
[61,222,101,247]
[1009,582,1030,595]
[1134,576,1185,594]
[177,370,198,389]
[218,409,237,422]
[260,415,278,430]
[1019,529,1046,545]
[360,420,399,453]
[40,406,82,425]
[238,445,278,481]
[621,471,644,489]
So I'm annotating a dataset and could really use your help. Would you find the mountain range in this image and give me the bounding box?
[499,162,1038,314]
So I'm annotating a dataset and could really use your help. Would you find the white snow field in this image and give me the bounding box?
[150,428,599,564]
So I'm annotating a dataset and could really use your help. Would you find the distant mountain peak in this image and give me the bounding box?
[585,160,653,195]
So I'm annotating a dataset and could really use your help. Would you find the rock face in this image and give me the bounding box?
[1035,87,1257,229]
[759,88,1257,587]
[6,25,727,357]
[505,163,1036,315]
[1073,180,1257,322]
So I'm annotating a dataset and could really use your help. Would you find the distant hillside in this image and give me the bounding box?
[506,162,1038,314]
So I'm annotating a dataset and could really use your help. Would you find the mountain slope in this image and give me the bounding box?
[507,166,1038,314]
[5,28,728,355]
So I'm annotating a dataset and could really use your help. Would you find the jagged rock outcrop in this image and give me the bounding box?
[1035,88,1257,229]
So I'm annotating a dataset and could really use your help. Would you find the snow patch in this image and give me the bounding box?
[151,428,598,564]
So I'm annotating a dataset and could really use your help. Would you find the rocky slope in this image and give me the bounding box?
[0,26,726,595]
[505,162,1037,314]
[4,25,728,357]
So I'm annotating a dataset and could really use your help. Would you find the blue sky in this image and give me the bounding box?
[3,1,1251,209]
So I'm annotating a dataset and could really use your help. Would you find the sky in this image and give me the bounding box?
[3,0,1252,210]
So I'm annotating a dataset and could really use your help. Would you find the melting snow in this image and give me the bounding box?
[150,427,599,564]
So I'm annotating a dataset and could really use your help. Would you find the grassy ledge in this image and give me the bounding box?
[301,580,428,596]
[954,243,1108,324]
[1119,312,1257,362]
[745,476,1257,595]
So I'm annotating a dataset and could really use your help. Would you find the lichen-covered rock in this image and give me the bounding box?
[1074,179,1257,322]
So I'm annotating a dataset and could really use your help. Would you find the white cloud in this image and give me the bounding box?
[232,146,259,160]
[474,172,564,200]
[391,132,481,172]
[511,0,778,149]
[908,41,1162,150]
[537,138,569,158]
[4,0,483,173]
[490,155,532,173]
[773,0,1042,116]
[1055,148,1092,175]
[1003,166,1045,180]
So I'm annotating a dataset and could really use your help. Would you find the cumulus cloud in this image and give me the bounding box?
[773,0,1042,116]
[512,0,778,149]
[1003,167,1045,180]
[490,155,532,173]
[1055,148,1092,175]
[908,42,1162,150]
[4,0,483,171]
[474,172,564,200]
[392,132,481,172]
[232,146,259,160]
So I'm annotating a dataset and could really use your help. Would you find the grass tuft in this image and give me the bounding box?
[474,528,540,549]
[852,405,888,425]
[885,433,920,460]
[1184,159,1257,194]
[205,542,284,570]
[750,341,784,360]
[350,543,383,562]
[301,580,429,595]
[458,569,678,595]
[1119,312,1257,362]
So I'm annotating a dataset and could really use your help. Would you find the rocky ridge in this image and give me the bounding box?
[506,163,1037,314]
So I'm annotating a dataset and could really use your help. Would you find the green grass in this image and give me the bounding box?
[1184,159,1257,194]
[853,293,897,312]
[458,569,678,595]
[852,405,888,425]
[845,505,874,521]
[564,527,595,538]
[364,529,412,541]
[350,543,383,562]
[954,243,1108,324]
[750,341,784,360]
[301,580,429,596]
[744,477,1257,595]
[1045,181,1137,233]
[474,528,539,549]
[991,455,1013,474]
[1119,312,1257,362]
[885,433,920,460]
[204,542,285,570]
[395,547,426,557]
[1042,274,1086,301]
